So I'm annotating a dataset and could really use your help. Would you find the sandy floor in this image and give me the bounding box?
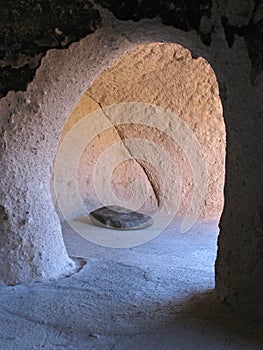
[0,219,262,349]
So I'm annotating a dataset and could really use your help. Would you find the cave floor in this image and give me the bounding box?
[0,218,262,350]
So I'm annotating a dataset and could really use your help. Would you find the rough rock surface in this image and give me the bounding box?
[0,0,262,323]
[0,1,101,98]
[0,220,262,349]
[89,205,154,230]
[0,1,262,98]
[60,43,225,220]
[95,0,213,42]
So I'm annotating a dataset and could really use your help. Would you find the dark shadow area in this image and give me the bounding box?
[180,290,263,345]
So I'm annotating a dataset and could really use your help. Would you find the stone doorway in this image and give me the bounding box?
[54,42,226,241]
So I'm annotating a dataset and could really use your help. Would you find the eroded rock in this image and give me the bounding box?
[89,206,154,230]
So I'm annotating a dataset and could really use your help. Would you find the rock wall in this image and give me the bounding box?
[0,1,101,99]
[59,42,225,220]
[0,0,262,322]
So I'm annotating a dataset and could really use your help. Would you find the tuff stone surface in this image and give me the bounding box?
[0,0,262,323]
[95,0,212,34]
[60,43,225,220]
[0,1,101,98]
[0,220,262,349]
[0,1,262,96]
[219,0,263,83]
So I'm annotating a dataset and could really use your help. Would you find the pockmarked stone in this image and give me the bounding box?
[89,206,154,230]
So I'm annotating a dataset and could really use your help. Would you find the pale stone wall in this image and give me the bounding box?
[60,43,225,220]
[0,1,262,323]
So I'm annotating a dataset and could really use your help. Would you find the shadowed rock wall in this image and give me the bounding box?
[0,0,262,322]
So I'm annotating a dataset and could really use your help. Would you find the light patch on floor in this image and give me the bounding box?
[0,219,262,349]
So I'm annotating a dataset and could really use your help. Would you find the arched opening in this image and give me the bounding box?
[54,42,225,245]
[0,14,262,337]
[50,46,228,340]
[2,18,225,282]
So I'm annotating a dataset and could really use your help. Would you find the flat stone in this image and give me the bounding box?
[89,205,154,230]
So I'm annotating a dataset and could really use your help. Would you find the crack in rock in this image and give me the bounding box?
[85,93,160,207]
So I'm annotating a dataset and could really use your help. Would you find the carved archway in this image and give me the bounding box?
[0,14,262,321]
